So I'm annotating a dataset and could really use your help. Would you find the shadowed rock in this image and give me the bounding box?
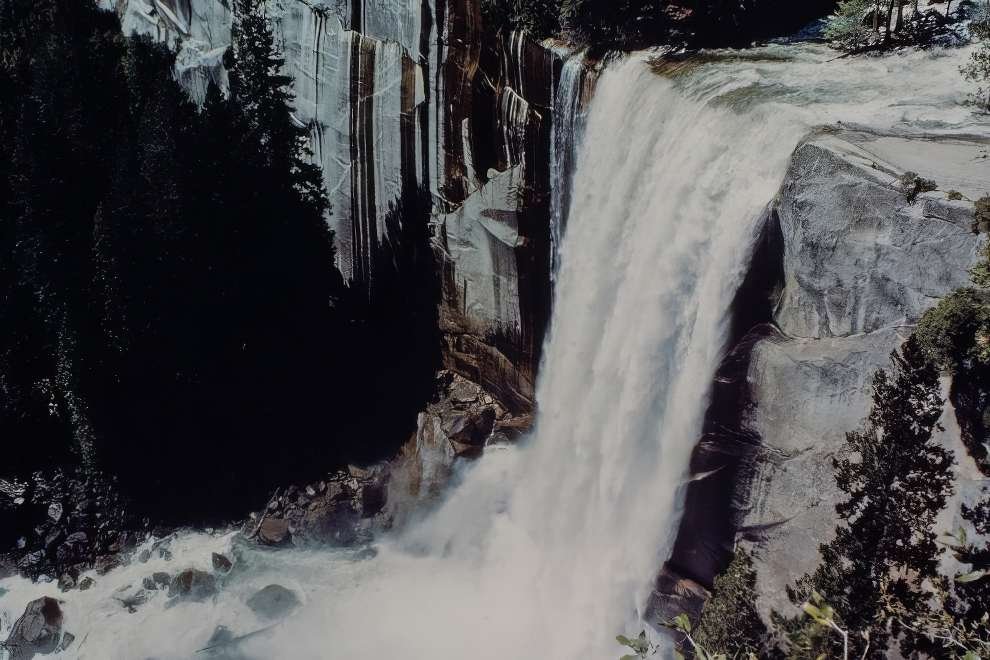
[168,569,217,602]
[2,597,70,659]
[246,584,301,621]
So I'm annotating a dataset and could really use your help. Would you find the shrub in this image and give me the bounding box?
[900,170,938,202]
[962,42,990,110]
[915,288,990,370]
[823,0,876,51]
[977,196,990,232]
[693,549,770,658]
[779,338,954,658]
[971,0,990,41]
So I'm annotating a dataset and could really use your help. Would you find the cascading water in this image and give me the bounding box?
[549,53,590,284]
[1,41,985,660]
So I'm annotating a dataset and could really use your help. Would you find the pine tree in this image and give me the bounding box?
[780,337,955,658]
[693,549,771,657]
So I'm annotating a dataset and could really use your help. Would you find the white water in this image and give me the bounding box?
[549,53,589,284]
[2,42,987,660]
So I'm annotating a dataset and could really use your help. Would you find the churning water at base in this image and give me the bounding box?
[1,42,986,659]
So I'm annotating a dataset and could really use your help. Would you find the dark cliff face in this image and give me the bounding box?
[437,20,557,413]
[0,0,562,535]
[649,208,786,622]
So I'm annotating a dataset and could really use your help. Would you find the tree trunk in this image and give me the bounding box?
[895,0,904,33]
[874,0,881,32]
[884,0,896,42]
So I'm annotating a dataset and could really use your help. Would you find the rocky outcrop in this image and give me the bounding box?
[168,568,218,602]
[775,132,986,339]
[655,130,990,622]
[385,370,530,525]
[1,597,71,660]
[243,370,529,546]
[245,466,389,548]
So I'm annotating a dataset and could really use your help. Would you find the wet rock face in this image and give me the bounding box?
[435,29,558,411]
[2,597,68,660]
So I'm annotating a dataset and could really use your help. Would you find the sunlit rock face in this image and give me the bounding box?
[655,130,990,622]
[741,132,989,617]
[104,0,561,408]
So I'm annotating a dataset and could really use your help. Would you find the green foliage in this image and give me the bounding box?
[977,196,990,233]
[900,170,938,202]
[559,0,665,46]
[480,0,560,38]
[915,289,990,371]
[788,591,857,660]
[779,337,955,658]
[944,493,990,649]
[822,0,876,51]
[971,0,990,41]
[962,41,990,111]
[615,630,657,659]
[693,550,769,658]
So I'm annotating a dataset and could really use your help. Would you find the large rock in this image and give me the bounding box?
[775,132,986,338]
[655,130,989,623]
[2,597,68,660]
[168,569,218,602]
[743,131,988,618]
[246,584,301,621]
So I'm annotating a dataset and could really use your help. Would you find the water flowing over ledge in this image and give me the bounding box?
[2,40,987,659]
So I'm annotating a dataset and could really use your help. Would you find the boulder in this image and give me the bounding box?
[653,130,990,624]
[142,572,171,591]
[94,555,120,575]
[257,518,290,546]
[246,584,301,621]
[743,133,988,617]
[2,597,68,659]
[211,552,233,573]
[56,573,75,592]
[168,569,217,602]
[441,407,497,448]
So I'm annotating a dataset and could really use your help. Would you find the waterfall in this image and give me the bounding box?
[1,42,982,660]
[549,53,588,282]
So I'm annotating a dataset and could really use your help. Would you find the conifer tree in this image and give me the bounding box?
[781,337,954,658]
